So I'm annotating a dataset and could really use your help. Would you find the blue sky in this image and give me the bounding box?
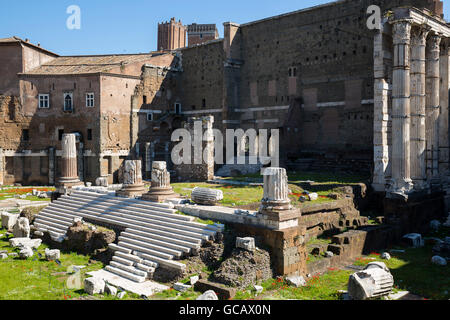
[0,0,449,56]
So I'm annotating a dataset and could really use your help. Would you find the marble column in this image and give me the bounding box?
[48,147,55,185]
[57,134,83,189]
[410,27,429,189]
[373,26,390,192]
[426,34,442,182]
[116,160,146,198]
[389,20,413,195]
[142,161,178,202]
[260,167,291,211]
[439,40,450,176]
[0,148,4,186]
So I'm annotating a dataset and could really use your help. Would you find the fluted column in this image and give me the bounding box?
[390,20,413,195]
[426,34,442,182]
[0,148,4,186]
[57,134,83,189]
[410,27,430,189]
[116,160,146,198]
[142,161,178,202]
[260,167,291,210]
[439,40,450,176]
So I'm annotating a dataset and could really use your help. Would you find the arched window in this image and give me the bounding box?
[64,92,73,111]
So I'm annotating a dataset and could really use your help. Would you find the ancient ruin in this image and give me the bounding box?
[0,0,449,303]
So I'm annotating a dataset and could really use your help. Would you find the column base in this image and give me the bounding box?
[258,207,301,223]
[142,187,179,203]
[56,177,84,191]
[116,184,147,198]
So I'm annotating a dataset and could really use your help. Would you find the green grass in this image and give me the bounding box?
[0,230,105,300]
[172,182,337,208]
[351,247,450,300]
[234,271,352,300]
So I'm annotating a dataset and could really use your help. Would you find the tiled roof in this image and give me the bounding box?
[0,36,59,56]
[22,54,156,75]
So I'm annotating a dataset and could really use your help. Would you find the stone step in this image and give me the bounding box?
[126,226,203,246]
[133,251,186,272]
[61,193,182,217]
[135,263,155,274]
[118,235,184,257]
[142,259,159,269]
[59,195,212,232]
[120,232,192,253]
[34,216,72,230]
[70,190,177,213]
[108,243,132,254]
[45,204,211,241]
[115,251,143,264]
[34,221,67,234]
[53,199,216,238]
[109,261,148,278]
[118,240,175,260]
[112,255,134,267]
[48,230,65,243]
[36,210,75,224]
[104,265,146,283]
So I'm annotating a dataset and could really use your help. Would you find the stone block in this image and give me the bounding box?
[173,282,191,292]
[13,217,30,238]
[18,247,34,259]
[285,275,306,287]
[431,256,447,266]
[196,290,218,300]
[9,238,42,249]
[105,284,117,296]
[84,277,105,295]
[1,212,20,231]
[236,237,256,252]
[45,248,60,261]
[194,280,236,300]
[348,262,394,300]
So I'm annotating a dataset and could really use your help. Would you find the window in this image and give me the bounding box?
[175,103,182,115]
[64,92,73,111]
[58,129,64,141]
[38,94,50,109]
[22,129,29,141]
[86,93,95,107]
[143,95,147,104]
[87,129,93,140]
[202,99,206,108]
[147,113,154,121]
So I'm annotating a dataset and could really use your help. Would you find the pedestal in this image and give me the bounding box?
[116,160,146,198]
[142,161,178,202]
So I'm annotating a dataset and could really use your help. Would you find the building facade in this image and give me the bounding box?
[187,24,219,46]
[157,18,187,51]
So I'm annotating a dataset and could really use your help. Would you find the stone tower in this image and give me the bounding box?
[157,18,187,51]
[187,24,219,46]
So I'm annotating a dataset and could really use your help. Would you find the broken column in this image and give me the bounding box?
[142,161,178,202]
[116,160,146,198]
[258,167,300,228]
[56,134,83,190]
[410,26,429,189]
[425,33,442,185]
[388,19,413,197]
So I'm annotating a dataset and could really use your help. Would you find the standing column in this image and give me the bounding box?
[410,27,430,189]
[373,26,391,192]
[142,161,178,202]
[390,20,413,195]
[48,147,55,185]
[260,167,291,211]
[439,40,450,176]
[426,34,442,182]
[57,134,83,189]
[0,148,4,186]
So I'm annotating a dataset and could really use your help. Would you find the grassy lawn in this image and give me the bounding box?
[172,182,338,208]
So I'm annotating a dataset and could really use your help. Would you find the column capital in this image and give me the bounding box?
[411,25,431,47]
[428,33,443,51]
[392,19,413,45]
